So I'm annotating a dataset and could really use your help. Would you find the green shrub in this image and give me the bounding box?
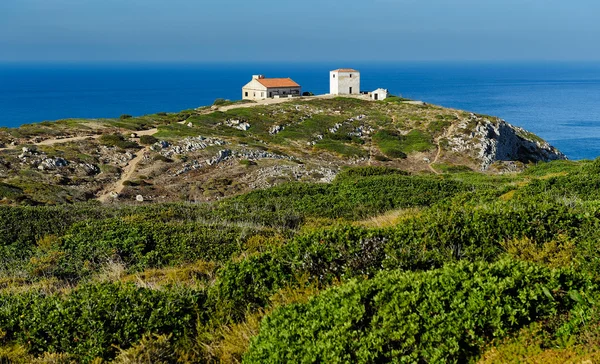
[334,166,409,182]
[153,155,173,163]
[98,134,139,149]
[239,159,257,167]
[245,260,594,363]
[139,135,159,145]
[373,130,407,159]
[210,199,599,321]
[120,114,133,120]
[50,218,268,280]
[0,282,205,361]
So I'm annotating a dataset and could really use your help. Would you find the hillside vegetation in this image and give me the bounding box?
[1,97,595,362]
[0,96,562,205]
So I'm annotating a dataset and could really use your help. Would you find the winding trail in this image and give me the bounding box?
[97,146,151,202]
[2,94,377,201]
[0,135,101,152]
[428,119,458,175]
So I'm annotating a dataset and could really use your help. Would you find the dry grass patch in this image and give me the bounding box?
[355,207,422,228]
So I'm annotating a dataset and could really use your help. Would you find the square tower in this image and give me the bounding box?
[330,69,360,95]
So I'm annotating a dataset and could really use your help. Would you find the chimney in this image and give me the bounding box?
[252,75,265,80]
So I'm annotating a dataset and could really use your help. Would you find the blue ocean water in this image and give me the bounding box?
[1,62,600,160]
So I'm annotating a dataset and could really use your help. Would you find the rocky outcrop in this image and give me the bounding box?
[449,114,566,170]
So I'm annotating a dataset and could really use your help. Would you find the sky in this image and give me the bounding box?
[1,0,599,62]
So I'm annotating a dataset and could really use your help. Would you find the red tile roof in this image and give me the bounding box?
[332,69,359,73]
[257,78,300,88]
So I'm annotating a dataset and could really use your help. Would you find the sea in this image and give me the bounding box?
[1,61,600,160]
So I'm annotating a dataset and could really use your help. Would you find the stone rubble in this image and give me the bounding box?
[156,136,227,158]
[173,148,295,176]
[225,119,251,131]
[242,164,338,189]
[329,123,343,134]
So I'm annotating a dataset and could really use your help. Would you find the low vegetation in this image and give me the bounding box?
[0,98,593,362]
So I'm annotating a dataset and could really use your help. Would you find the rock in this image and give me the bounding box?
[39,157,69,170]
[225,119,251,131]
[448,115,566,170]
[110,191,119,198]
[130,133,138,138]
[270,125,284,135]
[79,163,100,176]
[160,141,170,148]
[187,122,193,127]
[136,195,144,202]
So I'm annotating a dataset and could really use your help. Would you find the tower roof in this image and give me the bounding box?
[332,69,359,73]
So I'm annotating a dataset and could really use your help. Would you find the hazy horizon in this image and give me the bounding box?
[2,0,599,63]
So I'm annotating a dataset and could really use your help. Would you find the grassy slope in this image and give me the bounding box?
[0,98,590,363]
[1,97,504,205]
[0,159,600,362]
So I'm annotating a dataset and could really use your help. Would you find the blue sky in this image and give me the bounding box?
[1,0,599,62]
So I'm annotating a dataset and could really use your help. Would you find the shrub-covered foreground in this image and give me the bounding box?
[245,260,594,363]
[3,161,600,362]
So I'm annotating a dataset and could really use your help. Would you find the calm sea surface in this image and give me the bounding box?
[1,62,600,160]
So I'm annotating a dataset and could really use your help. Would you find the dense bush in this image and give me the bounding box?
[222,174,469,221]
[245,260,595,363]
[139,135,159,145]
[99,134,139,149]
[50,219,264,280]
[211,199,600,320]
[333,166,409,182]
[373,130,407,159]
[0,282,205,362]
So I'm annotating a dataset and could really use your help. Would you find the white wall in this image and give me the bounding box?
[242,79,268,100]
[330,71,361,95]
[371,89,389,101]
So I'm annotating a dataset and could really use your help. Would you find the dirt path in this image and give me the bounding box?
[216,94,366,112]
[0,135,101,152]
[428,120,458,175]
[97,146,150,202]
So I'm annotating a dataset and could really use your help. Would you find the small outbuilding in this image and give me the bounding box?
[330,69,360,95]
[242,75,301,101]
[370,88,389,101]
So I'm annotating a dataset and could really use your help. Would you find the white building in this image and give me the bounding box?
[242,75,301,101]
[330,69,360,95]
[370,88,389,101]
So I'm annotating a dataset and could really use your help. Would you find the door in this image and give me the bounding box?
[349,87,353,94]
[374,94,378,100]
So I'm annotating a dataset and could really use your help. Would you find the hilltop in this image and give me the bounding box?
[0,95,564,205]
[1,95,600,362]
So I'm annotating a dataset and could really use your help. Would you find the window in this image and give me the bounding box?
[261,92,264,97]
[349,87,353,94]
[245,92,248,97]
[350,74,352,78]
[333,74,336,78]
